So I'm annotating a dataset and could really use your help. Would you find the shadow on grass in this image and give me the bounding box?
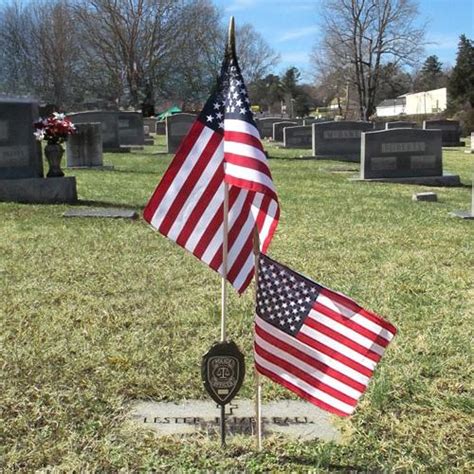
[73,199,145,210]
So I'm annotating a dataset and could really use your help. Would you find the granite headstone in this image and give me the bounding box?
[258,117,285,139]
[283,125,312,149]
[66,122,103,168]
[359,128,459,184]
[166,113,196,154]
[273,121,297,141]
[117,112,144,146]
[423,119,464,146]
[385,121,417,129]
[0,97,43,179]
[312,121,372,161]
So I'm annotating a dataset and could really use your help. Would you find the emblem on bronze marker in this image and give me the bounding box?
[201,341,245,405]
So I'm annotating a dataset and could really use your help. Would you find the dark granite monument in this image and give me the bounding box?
[155,121,166,135]
[66,122,103,168]
[312,121,372,161]
[68,111,121,152]
[423,119,464,147]
[257,117,285,139]
[117,112,145,147]
[272,121,297,142]
[0,97,43,179]
[359,128,460,186]
[166,113,196,154]
[385,121,417,129]
[0,97,77,203]
[283,125,312,149]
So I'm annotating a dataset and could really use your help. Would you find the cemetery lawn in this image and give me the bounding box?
[1,137,473,471]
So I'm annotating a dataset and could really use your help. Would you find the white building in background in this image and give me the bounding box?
[376,87,447,117]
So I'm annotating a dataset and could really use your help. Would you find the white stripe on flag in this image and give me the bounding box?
[224,119,260,139]
[224,141,267,163]
[225,162,276,192]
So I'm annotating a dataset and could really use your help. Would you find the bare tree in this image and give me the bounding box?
[313,0,425,120]
[236,23,280,84]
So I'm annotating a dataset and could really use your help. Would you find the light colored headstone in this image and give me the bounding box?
[128,399,341,442]
[66,122,103,168]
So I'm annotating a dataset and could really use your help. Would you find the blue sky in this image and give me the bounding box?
[214,0,474,81]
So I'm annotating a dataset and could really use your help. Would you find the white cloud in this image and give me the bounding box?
[278,26,318,42]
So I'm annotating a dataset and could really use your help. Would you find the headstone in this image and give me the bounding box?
[0,97,43,179]
[312,121,373,162]
[129,399,341,441]
[258,117,285,139]
[143,118,157,134]
[372,122,386,130]
[66,122,103,168]
[272,121,297,142]
[283,125,312,149]
[68,111,121,152]
[423,119,464,147]
[63,207,139,219]
[385,121,417,129]
[358,128,460,185]
[412,192,437,202]
[450,177,474,219]
[117,112,145,146]
[144,125,150,136]
[155,121,166,135]
[166,113,196,154]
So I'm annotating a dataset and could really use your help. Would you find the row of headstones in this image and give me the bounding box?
[255,117,464,148]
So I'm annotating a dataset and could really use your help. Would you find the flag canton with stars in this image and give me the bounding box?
[256,255,323,336]
[198,57,254,133]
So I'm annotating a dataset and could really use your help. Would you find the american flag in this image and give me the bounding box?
[255,254,397,417]
[144,50,279,294]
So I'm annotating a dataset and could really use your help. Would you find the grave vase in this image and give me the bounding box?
[45,143,65,178]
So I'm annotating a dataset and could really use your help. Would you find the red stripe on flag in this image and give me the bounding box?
[225,152,273,176]
[225,174,278,202]
[143,120,205,223]
[296,332,374,378]
[255,323,366,393]
[158,131,222,235]
[255,362,351,417]
[304,317,382,362]
[320,288,397,335]
[313,301,391,348]
[225,131,264,151]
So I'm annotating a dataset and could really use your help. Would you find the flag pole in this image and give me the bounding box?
[219,16,235,448]
[253,226,263,451]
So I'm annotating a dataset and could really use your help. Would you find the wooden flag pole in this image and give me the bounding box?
[219,17,235,448]
[253,226,263,451]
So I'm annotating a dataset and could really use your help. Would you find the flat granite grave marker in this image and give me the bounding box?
[283,125,312,149]
[385,121,417,129]
[312,121,372,161]
[166,113,196,154]
[0,97,77,203]
[272,121,297,142]
[423,119,464,147]
[66,122,103,168]
[129,399,341,441]
[358,128,460,186]
[63,207,138,219]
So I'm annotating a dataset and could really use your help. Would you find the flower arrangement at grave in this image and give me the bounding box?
[34,112,76,145]
[33,113,76,177]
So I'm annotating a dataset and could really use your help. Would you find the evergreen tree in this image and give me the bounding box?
[414,55,446,92]
[448,35,474,108]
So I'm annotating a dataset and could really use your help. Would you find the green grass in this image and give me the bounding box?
[1,136,473,471]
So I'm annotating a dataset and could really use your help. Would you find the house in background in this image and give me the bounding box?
[376,87,447,117]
